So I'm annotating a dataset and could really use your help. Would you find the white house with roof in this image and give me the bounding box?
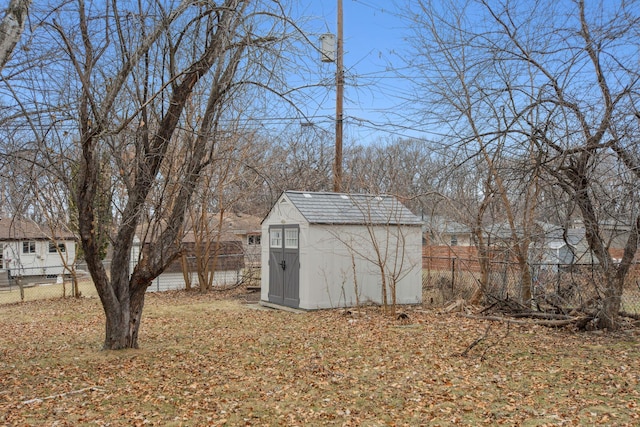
[0,218,76,281]
[261,191,423,310]
[423,216,473,247]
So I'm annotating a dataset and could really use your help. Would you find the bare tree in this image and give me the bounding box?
[182,132,257,292]
[264,127,334,195]
[403,0,640,328]
[400,0,541,305]
[0,0,302,349]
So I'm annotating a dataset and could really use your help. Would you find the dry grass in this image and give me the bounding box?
[0,280,99,304]
[1,291,640,426]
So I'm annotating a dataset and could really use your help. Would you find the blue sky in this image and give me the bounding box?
[289,1,418,145]
[287,0,631,148]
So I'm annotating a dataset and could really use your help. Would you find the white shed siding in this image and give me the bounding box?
[301,224,422,309]
[261,191,423,310]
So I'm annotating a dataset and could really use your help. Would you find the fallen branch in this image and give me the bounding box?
[21,387,105,405]
[619,311,640,321]
[510,312,573,320]
[479,300,499,314]
[444,299,466,313]
[458,324,491,357]
[459,313,591,327]
[481,322,510,361]
[486,294,528,312]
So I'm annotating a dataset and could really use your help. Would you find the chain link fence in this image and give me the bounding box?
[0,255,259,305]
[422,256,640,315]
[0,265,89,304]
[4,254,639,316]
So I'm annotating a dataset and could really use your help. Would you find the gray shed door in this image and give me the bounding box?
[268,225,300,308]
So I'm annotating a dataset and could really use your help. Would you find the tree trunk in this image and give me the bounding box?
[520,260,532,304]
[470,218,490,305]
[127,286,147,348]
[379,265,388,312]
[568,157,627,331]
[180,253,192,291]
[103,301,128,350]
[102,279,147,349]
[390,279,397,316]
[597,275,623,330]
[71,271,80,298]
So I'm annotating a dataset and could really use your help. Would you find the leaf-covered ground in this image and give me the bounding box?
[1,290,639,426]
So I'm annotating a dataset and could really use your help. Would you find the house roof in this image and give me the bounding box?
[423,216,470,234]
[280,191,422,226]
[538,222,585,247]
[135,212,262,245]
[0,218,75,241]
[181,212,262,243]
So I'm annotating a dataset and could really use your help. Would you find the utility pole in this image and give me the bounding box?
[333,0,344,193]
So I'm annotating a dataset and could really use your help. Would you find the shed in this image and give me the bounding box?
[260,191,423,310]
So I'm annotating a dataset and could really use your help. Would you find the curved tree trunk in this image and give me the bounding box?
[597,217,639,330]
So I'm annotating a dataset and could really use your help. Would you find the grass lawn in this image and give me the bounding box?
[0,280,99,305]
[1,290,639,426]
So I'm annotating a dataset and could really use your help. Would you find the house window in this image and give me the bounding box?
[23,241,36,254]
[49,242,66,253]
[450,235,458,246]
[248,235,261,246]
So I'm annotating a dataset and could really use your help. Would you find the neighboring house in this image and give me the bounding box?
[531,220,640,267]
[423,216,473,248]
[529,222,592,266]
[422,216,479,270]
[424,215,639,273]
[0,218,76,280]
[570,219,640,263]
[130,212,262,292]
[261,191,423,310]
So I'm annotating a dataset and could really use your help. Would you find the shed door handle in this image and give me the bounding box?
[280,260,286,270]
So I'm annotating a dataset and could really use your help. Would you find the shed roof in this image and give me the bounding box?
[281,191,422,226]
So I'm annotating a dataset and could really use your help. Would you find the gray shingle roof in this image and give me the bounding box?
[284,191,422,226]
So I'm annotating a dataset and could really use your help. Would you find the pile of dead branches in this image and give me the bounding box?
[459,294,640,331]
